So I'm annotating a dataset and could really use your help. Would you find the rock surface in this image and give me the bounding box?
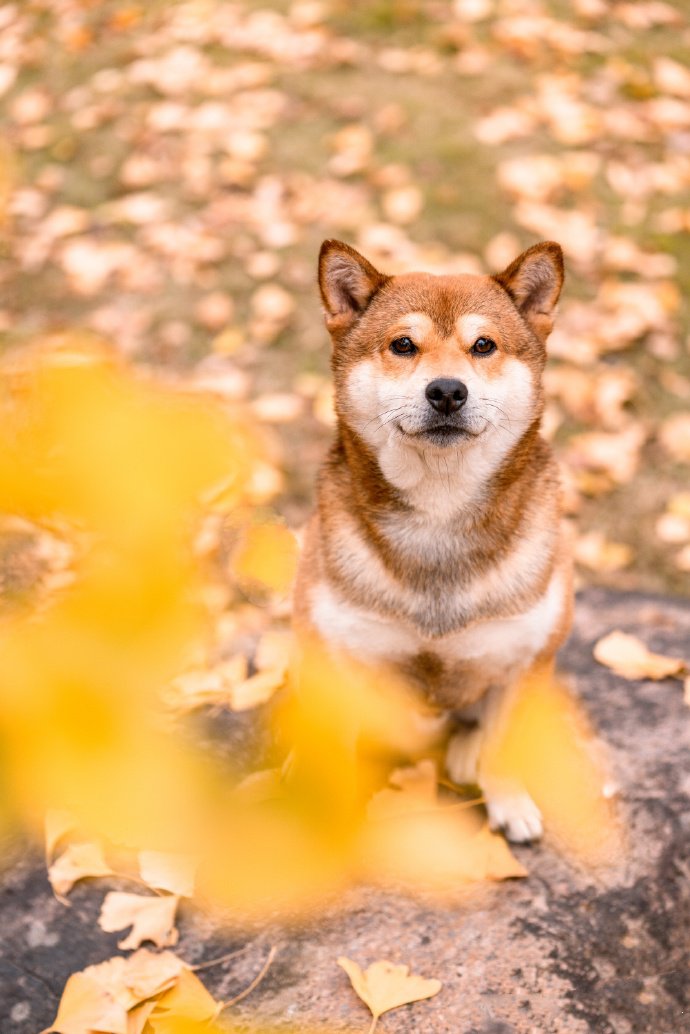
[2,588,690,1034]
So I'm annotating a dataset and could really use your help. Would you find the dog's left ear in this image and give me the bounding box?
[493,241,564,343]
[318,239,389,337]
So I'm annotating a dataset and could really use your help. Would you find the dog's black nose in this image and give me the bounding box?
[425,378,468,416]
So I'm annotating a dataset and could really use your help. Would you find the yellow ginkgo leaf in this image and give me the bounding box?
[254,629,293,675]
[44,808,78,861]
[126,1000,157,1034]
[113,949,185,1004]
[338,957,441,1030]
[228,666,286,711]
[231,521,298,595]
[593,630,686,680]
[48,840,114,897]
[367,759,438,820]
[42,972,128,1034]
[139,850,197,897]
[149,968,222,1026]
[98,891,180,950]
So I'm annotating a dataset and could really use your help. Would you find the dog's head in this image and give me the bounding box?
[318,239,563,460]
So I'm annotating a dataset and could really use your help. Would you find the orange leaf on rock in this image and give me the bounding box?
[228,666,286,711]
[139,851,197,897]
[98,891,180,950]
[48,841,114,897]
[45,951,187,1034]
[594,631,686,681]
[338,957,441,1027]
[148,968,221,1027]
[367,759,437,820]
[44,809,78,861]
[43,971,128,1034]
[127,1000,157,1034]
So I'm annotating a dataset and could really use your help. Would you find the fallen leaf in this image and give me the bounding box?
[367,759,437,819]
[45,809,78,861]
[99,891,180,950]
[48,841,114,897]
[165,655,249,712]
[574,531,633,573]
[684,676,690,706]
[229,666,286,711]
[338,957,441,1029]
[231,522,298,595]
[659,413,690,463]
[43,971,128,1034]
[45,951,187,1034]
[111,949,185,1004]
[139,851,197,897]
[126,1000,157,1034]
[594,630,686,680]
[255,629,292,674]
[148,968,222,1029]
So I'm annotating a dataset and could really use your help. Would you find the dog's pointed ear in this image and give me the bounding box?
[318,239,389,336]
[493,241,564,343]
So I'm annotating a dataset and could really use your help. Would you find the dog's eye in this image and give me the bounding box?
[390,336,417,356]
[471,337,496,356]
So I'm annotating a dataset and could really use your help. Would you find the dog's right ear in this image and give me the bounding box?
[318,240,389,336]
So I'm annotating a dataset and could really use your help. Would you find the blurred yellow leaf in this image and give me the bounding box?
[574,531,633,573]
[228,666,286,711]
[98,892,180,950]
[482,670,621,864]
[659,413,690,463]
[337,957,441,1030]
[139,851,197,897]
[594,630,686,680]
[255,629,292,675]
[367,760,437,820]
[361,806,527,888]
[48,841,114,897]
[44,808,78,860]
[231,522,298,594]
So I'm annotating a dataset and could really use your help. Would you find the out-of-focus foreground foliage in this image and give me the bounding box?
[0,0,689,594]
[0,340,618,1031]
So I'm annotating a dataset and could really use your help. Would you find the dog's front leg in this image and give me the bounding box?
[445,667,550,843]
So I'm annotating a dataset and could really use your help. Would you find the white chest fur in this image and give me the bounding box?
[309,566,565,690]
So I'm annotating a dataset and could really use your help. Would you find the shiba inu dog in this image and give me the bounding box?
[293,239,573,842]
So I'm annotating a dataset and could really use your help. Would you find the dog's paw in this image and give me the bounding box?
[445,727,482,785]
[486,788,543,843]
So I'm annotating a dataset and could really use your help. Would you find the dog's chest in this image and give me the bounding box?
[309,563,565,705]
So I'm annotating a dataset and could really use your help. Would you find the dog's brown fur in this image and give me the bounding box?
[293,239,573,841]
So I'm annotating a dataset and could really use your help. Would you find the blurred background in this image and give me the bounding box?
[1,0,689,596]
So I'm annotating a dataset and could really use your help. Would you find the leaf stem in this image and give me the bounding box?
[191,944,251,972]
[220,944,277,1010]
[367,1016,379,1034]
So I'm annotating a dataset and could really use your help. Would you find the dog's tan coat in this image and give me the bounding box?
[293,240,573,841]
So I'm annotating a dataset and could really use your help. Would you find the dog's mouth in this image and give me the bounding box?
[398,422,481,445]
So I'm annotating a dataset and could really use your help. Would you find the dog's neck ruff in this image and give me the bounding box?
[336,415,544,525]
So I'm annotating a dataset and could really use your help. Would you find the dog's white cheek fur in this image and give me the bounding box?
[344,357,536,509]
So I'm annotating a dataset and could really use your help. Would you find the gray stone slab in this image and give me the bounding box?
[2,588,689,1034]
